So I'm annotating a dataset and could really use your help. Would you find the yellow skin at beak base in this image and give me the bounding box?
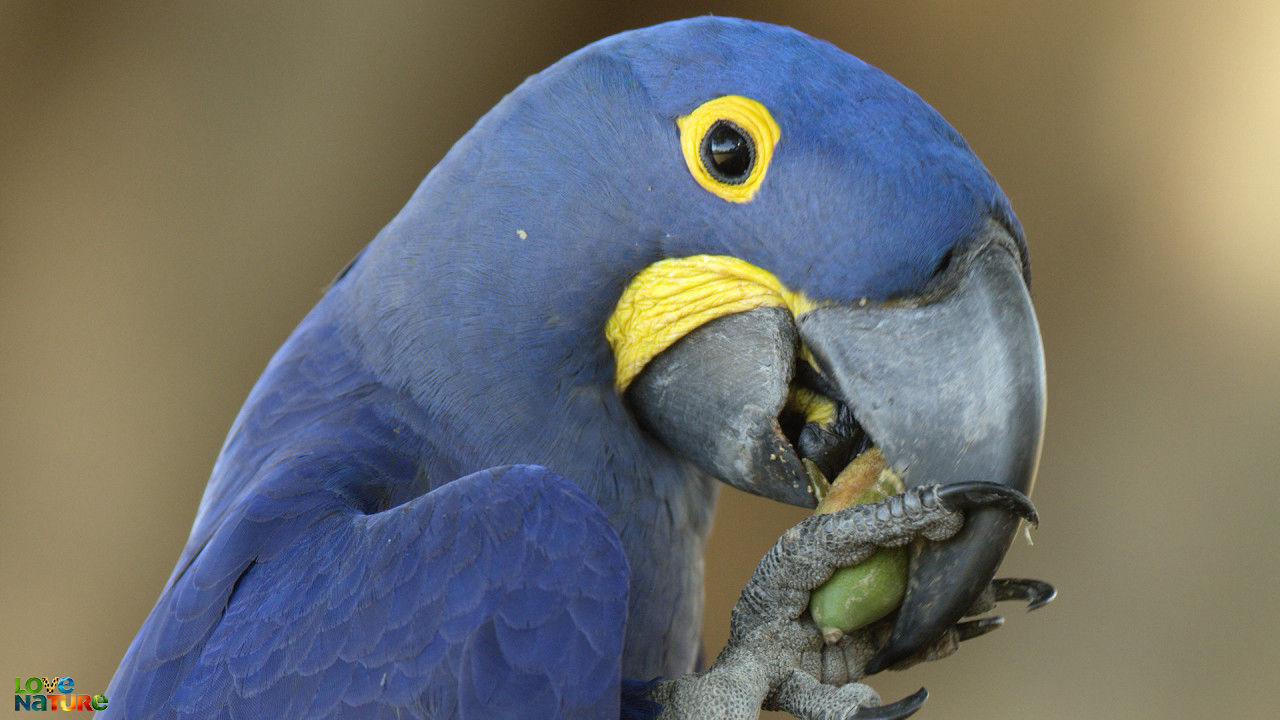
[605,254,818,392]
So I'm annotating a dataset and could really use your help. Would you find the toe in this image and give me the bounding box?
[935,481,1038,524]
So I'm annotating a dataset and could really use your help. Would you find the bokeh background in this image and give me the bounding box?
[3,2,1278,718]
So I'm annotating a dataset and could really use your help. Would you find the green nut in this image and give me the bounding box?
[808,447,909,644]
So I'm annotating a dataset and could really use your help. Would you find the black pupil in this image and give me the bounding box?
[701,121,754,183]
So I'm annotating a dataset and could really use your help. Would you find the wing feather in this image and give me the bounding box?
[107,465,629,720]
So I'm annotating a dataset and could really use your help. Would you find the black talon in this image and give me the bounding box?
[992,577,1057,611]
[934,481,1038,526]
[850,687,928,720]
[955,615,1004,642]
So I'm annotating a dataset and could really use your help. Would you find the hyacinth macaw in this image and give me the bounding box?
[105,16,1053,720]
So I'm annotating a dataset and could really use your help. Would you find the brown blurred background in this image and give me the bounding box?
[3,2,1278,718]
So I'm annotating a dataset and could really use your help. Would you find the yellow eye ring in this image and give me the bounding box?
[677,96,780,203]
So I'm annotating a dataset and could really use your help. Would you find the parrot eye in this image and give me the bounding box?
[677,95,780,203]
[701,121,754,184]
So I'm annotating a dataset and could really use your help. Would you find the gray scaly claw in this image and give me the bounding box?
[934,481,1038,525]
[955,615,1004,642]
[850,688,929,720]
[767,672,926,720]
[991,577,1056,611]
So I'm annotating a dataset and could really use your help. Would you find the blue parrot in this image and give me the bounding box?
[105,17,1051,720]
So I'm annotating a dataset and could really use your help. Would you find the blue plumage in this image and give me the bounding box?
[107,16,1022,719]
[107,302,630,718]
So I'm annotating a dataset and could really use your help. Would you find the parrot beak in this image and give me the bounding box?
[796,221,1046,673]
[620,221,1044,669]
[626,305,819,508]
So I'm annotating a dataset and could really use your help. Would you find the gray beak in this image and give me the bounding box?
[627,306,818,508]
[797,223,1046,672]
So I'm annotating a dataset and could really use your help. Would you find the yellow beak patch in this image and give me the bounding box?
[605,255,818,392]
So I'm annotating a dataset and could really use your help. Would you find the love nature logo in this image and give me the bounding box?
[13,677,108,712]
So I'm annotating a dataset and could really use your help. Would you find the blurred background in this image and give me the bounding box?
[3,2,1277,718]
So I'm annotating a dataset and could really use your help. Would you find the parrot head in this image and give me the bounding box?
[343,17,1044,672]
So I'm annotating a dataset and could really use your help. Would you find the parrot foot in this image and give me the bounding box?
[651,484,1036,719]
[769,673,927,720]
